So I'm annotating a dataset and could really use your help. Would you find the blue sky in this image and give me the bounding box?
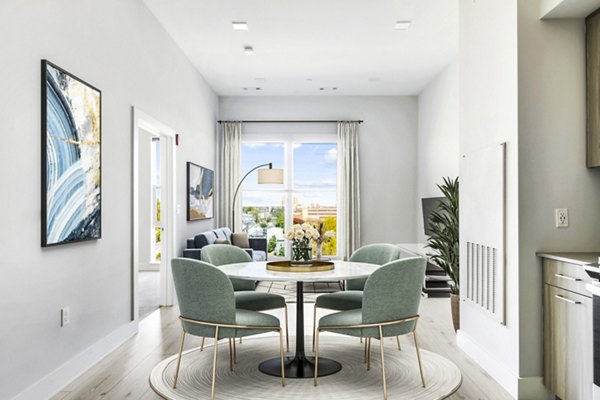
[241,142,337,207]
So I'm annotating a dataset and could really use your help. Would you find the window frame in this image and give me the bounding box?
[241,132,337,257]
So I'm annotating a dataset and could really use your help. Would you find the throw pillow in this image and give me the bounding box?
[231,232,250,248]
[214,238,231,245]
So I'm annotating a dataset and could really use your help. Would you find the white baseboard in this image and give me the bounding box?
[517,376,554,400]
[457,330,519,398]
[457,331,553,400]
[11,321,138,400]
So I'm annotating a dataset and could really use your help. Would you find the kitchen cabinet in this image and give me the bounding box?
[539,253,597,400]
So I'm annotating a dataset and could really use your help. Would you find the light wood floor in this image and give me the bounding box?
[53,297,514,400]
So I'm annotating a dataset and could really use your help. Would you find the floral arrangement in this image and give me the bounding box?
[285,223,320,261]
[314,221,335,245]
[286,223,319,247]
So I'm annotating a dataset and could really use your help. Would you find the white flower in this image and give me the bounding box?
[324,230,335,239]
[285,230,293,240]
[301,223,312,229]
[310,228,320,240]
[294,230,305,240]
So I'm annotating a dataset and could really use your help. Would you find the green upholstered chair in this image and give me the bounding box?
[314,257,427,400]
[201,244,289,351]
[312,243,401,351]
[171,258,285,399]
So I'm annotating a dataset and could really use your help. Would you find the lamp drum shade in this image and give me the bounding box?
[258,168,284,184]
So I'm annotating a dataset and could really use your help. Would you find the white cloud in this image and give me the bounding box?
[324,148,337,164]
[243,143,265,148]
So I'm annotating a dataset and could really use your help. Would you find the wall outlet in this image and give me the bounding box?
[555,208,569,228]
[61,307,70,326]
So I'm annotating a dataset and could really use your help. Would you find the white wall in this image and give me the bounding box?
[518,0,600,384]
[458,0,522,397]
[219,96,419,245]
[0,1,218,399]
[416,61,460,244]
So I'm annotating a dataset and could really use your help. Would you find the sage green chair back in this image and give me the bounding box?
[362,257,426,337]
[171,257,237,338]
[346,243,402,290]
[200,244,256,291]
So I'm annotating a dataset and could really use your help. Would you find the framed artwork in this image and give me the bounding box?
[41,60,101,247]
[187,162,214,221]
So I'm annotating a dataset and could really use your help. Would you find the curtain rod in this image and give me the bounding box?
[217,120,363,124]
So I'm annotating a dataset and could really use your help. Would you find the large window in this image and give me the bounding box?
[241,136,337,258]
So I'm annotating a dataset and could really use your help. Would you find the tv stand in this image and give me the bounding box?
[397,243,452,297]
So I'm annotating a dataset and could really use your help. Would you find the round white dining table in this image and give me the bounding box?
[218,260,381,379]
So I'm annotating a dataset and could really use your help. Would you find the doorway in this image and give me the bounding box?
[132,108,177,321]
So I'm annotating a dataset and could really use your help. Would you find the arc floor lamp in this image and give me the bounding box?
[231,163,284,230]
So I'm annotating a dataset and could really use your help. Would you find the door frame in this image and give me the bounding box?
[132,107,177,320]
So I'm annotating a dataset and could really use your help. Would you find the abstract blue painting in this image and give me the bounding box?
[42,60,101,246]
[187,162,214,221]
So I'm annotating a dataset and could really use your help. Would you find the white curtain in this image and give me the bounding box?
[337,121,361,260]
[219,122,242,232]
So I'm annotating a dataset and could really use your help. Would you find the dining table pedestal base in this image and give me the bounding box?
[258,355,342,378]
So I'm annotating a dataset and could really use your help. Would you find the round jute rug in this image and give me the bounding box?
[150,336,462,400]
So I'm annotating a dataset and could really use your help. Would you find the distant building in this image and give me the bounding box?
[300,204,337,221]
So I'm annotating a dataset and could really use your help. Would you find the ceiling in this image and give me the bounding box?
[143,0,458,96]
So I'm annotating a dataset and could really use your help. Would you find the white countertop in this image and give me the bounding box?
[219,260,380,282]
[536,252,600,266]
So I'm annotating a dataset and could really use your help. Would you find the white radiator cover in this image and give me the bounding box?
[460,143,506,324]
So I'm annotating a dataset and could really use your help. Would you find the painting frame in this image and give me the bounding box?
[186,162,214,221]
[41,60,102,247]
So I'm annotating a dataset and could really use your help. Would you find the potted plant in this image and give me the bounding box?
[426,176,460,331]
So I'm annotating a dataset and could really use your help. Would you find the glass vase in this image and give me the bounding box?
[292,246,312,262]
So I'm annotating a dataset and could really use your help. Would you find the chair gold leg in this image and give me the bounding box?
[413,331,426,388]
[210,327,220,400]
[239,337,243,344]
[378,326,388,400]
[279,328,286,387]
[367,337,372,371]
[172,328,186,389]
[396,336,402,351]
[228,338,234,371]
[233,337,237,364]
[360,337,363,343]
[312,306,317,352]
[364,338,368,363]
[201,336,205,351]
[314,328,320,386]
[284,304,290,352]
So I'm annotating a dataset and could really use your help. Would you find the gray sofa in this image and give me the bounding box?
[182,227,268,261]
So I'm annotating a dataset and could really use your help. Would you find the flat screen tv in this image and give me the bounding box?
[422,196,448,236]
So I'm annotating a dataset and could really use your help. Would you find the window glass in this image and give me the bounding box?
[241,140,337,258]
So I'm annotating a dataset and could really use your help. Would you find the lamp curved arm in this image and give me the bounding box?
[231,163,272,230]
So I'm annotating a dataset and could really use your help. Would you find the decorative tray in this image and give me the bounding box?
[266,260,335,272]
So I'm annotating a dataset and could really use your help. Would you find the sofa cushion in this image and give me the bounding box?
[215,238,231,245]
[194,231,216,248]
[231,232,250,248]
[213,228,228,241]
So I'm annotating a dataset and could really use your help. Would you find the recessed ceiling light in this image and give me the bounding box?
[368,77,381,82]
[394,20,412,30]
[255,78,266,82]
[306,78,313,81]
[244,46,254,55]
[232,21,248,31]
